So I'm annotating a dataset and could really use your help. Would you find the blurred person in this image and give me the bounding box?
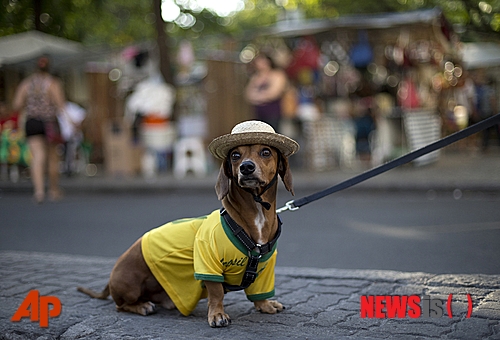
[454,69,477,149]
[13,55,67,203]
[59,101,86,176]
[441,67,476,148]
[0,102,19,181]
[245,53,288,131]
[354,102,376,163]
[454,69,476,128]
[475,74,499,151]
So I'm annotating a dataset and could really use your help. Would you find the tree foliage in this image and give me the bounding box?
[1,0,499,45]
[1,0,155,46]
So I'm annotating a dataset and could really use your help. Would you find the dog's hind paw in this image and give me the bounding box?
[140,301,156,315]
[119,301,156,316]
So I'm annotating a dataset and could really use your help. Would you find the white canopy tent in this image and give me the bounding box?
[461,42,500,70]
[0,31,92,106]
[0,30,84,70]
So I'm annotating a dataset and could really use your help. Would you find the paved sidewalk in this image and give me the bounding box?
[1,150,499,339]
[1,251,499,339]
[1,150,500,195]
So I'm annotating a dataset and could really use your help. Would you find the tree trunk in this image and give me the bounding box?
[34,0,42,31]
[153,0,174,85]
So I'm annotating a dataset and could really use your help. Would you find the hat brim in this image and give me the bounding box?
[208,131,299,160]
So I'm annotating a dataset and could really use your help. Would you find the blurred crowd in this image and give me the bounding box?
[1,36,499,193]
[238,35,499,170]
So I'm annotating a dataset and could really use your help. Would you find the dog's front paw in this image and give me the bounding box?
[254,300,284,314]
[208,312,231,327]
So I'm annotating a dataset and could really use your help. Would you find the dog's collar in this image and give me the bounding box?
[233,171,278,210]
[220,208,282,292]
[227,155,281,211]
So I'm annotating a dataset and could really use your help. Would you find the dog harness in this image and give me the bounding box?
[220,208,281,291]
[141,209,278,316]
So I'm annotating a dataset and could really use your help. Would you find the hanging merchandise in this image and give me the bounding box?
[266,39,293,69]
[286,36,320,81]
[349,31,373,68]
[177,40,195,70]
[126,78,176,120]
[398,75,420,109]
[452,105,469,130]
[176,40,195,83]
[0,129,30,167]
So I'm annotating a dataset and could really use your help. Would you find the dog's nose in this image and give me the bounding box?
[239,161,256,175]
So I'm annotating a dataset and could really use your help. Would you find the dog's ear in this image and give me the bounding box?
[215,160,231,201]
[278,155,294,196]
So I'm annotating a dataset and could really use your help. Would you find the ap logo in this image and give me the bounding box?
[11,290,62,328]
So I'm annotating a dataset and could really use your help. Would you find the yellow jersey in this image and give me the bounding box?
[141,209,277,316]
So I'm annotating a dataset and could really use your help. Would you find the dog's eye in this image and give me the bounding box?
[231,151,241,161]
[260,148,272,158]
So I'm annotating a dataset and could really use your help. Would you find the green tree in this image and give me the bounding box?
[1,0,155,46]
[234,0,500,40]
[1,0,498,46]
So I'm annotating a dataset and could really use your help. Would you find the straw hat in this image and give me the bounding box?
[208,120,299,160]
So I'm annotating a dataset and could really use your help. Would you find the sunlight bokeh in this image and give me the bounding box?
[161,0,245,23]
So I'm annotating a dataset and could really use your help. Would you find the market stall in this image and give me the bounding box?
[251,8,459,170]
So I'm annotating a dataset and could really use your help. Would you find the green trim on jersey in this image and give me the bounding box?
[220,214,277,262]
[247,289,276,302]
[194,273,224,282]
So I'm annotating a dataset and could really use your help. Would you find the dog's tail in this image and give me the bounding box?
[77,284,110,300]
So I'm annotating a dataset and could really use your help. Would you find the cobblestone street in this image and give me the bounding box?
[1,251,499,339]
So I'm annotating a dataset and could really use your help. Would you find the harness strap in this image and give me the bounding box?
[278,113,500,213]
[228,154,281,211]
[234,172,278,210]
[220,208,281,291]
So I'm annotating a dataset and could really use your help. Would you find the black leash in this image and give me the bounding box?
[277,113,500,213]
[220,208,281,291]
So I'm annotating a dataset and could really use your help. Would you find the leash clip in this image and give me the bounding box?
[276,200,299,214]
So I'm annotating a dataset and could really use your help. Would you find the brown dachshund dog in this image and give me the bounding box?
[78,121,299,327]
